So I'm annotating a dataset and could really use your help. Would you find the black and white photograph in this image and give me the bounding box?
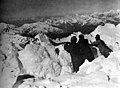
[0,0,120,88]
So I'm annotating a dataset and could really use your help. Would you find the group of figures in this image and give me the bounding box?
[50,34,112,73]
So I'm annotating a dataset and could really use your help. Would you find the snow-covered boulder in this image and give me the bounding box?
[0,33,30,88]
[0,43,21,88]
[18,43,62,78]
[91,23,120,51]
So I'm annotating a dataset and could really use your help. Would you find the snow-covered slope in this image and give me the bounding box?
[1,10,120,88]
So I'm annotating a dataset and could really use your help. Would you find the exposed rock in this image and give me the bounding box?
[0,23,15,34]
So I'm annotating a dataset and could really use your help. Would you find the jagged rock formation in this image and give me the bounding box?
[0,31,73,88]
[18,43,62,78]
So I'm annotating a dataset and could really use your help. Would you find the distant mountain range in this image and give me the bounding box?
[0,10,120,27]
[1,10,120,38]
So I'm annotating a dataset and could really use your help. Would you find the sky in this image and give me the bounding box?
[0,0,120,19]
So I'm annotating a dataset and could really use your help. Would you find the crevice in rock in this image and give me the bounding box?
[11,42,24,74]
[12,74,35,88]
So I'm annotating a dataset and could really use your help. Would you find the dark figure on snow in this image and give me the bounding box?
[49,36,84,73]
[64,36,85,72]
[91,34,112,58]
[78,34,95,62]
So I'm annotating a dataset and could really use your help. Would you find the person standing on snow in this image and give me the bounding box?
[91,34,112,58]
[49,36,84,72]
